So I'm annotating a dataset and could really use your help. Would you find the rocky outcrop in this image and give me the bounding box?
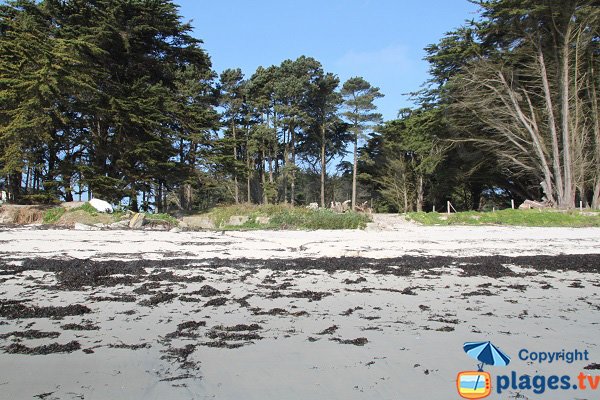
[129,213,145,229]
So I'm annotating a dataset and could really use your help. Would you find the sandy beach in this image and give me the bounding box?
[1,225,599,399]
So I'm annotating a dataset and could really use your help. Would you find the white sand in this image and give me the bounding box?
[1,224,599,260]
[0,225,599,400]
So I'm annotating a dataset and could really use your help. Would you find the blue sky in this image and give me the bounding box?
[176,0,479,121]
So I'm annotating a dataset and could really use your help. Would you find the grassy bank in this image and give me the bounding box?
[407,209,600,227]
[201,204,371,230]
[35,203,369,230]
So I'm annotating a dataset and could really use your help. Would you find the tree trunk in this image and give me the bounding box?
[291,128,296,206]
[589,64,600,209]
[246,125,251,203]
[25,166,31,194]
[64,174,73,202]
[498,72,557,205]
[416,174,424,212]
[403,179,408,213]
[352,133,358,210]
[247,156,252,204]
[538,49,564,202]
[283,128,289,204]
[560,23,574,208]
[593,179,600,210]
[261,149,267,205]
[8,173,21,203]
[156,182,163,213]
[320,125,326,208]
[232,122,239,204]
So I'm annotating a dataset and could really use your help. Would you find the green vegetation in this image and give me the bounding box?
[39,202,127,225]
[408,210,600,228]
[202,204,371,230]
[145,213,179,226]
[1,1,598,214]
[71,203,100,215]
[42,207,65,224]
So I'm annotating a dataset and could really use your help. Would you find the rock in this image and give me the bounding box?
[330,201,343,213]
[88,198,113,213]
[519,199,549,210]
[306,202,319,210]
[93,223,107,228]
[181,216,214,230]
[74,223,98,231]
[108,220,129,229]
[342,200,351,212]
[355,201,372,214]
[255,216,270,225]
[169,227,182,233]
[129,213,145,229]
[228,215,249,226]
[143,223,168,231]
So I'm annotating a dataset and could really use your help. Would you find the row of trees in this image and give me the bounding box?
[0,0,383,211]
[218,60,382,209]
[362,0,600,211]
[2,0,598,212]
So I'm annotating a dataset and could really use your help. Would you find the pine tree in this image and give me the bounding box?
[341,77,383,209]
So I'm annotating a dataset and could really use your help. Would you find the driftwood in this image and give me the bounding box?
[306,202,319,210]
[355,201,372,214]
[518,199,551,210]
[330,201,343,213]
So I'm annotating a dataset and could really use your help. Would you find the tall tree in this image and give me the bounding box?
[219,68,245,204]
[429,0,600,209]
[341,77,383,209]
[305,72,343,207]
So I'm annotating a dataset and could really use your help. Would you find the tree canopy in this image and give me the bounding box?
[1,0,598,212]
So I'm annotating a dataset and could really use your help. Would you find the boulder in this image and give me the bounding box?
[330,201,343,213]
[74,223,98,231]
[169,227,182,233]
[519,200,549,210]
[89,198,113,213]
[355,201,372,214]
[342,200,351,212]
[256,216,270,225]
[228,215,249,226]
[108,220,129,229]
[306,202,319,210]
[181,216,214,229]
[129,213,145,229]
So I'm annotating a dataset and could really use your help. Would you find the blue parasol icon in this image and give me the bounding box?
[463,341,510,394]
[463,341,511,371]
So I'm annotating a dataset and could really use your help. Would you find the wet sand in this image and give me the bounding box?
[0,226,599,399]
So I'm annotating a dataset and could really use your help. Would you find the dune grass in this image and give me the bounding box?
[42,207,66,224]
[407,209,600,227]
[201,204,371,230]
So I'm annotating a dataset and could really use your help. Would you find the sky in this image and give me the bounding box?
[176,0,480,121]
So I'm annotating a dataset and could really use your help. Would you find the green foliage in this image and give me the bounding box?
[269,209,370,230]
[145,213,179,226]
[202,204,370,230]
[42,207,66,224]
[408,209,600,227]
[71,202,98,215]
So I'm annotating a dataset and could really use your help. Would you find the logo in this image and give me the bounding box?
[455,342,599,396]
[456,341,511,399]
[457,371,492,399]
